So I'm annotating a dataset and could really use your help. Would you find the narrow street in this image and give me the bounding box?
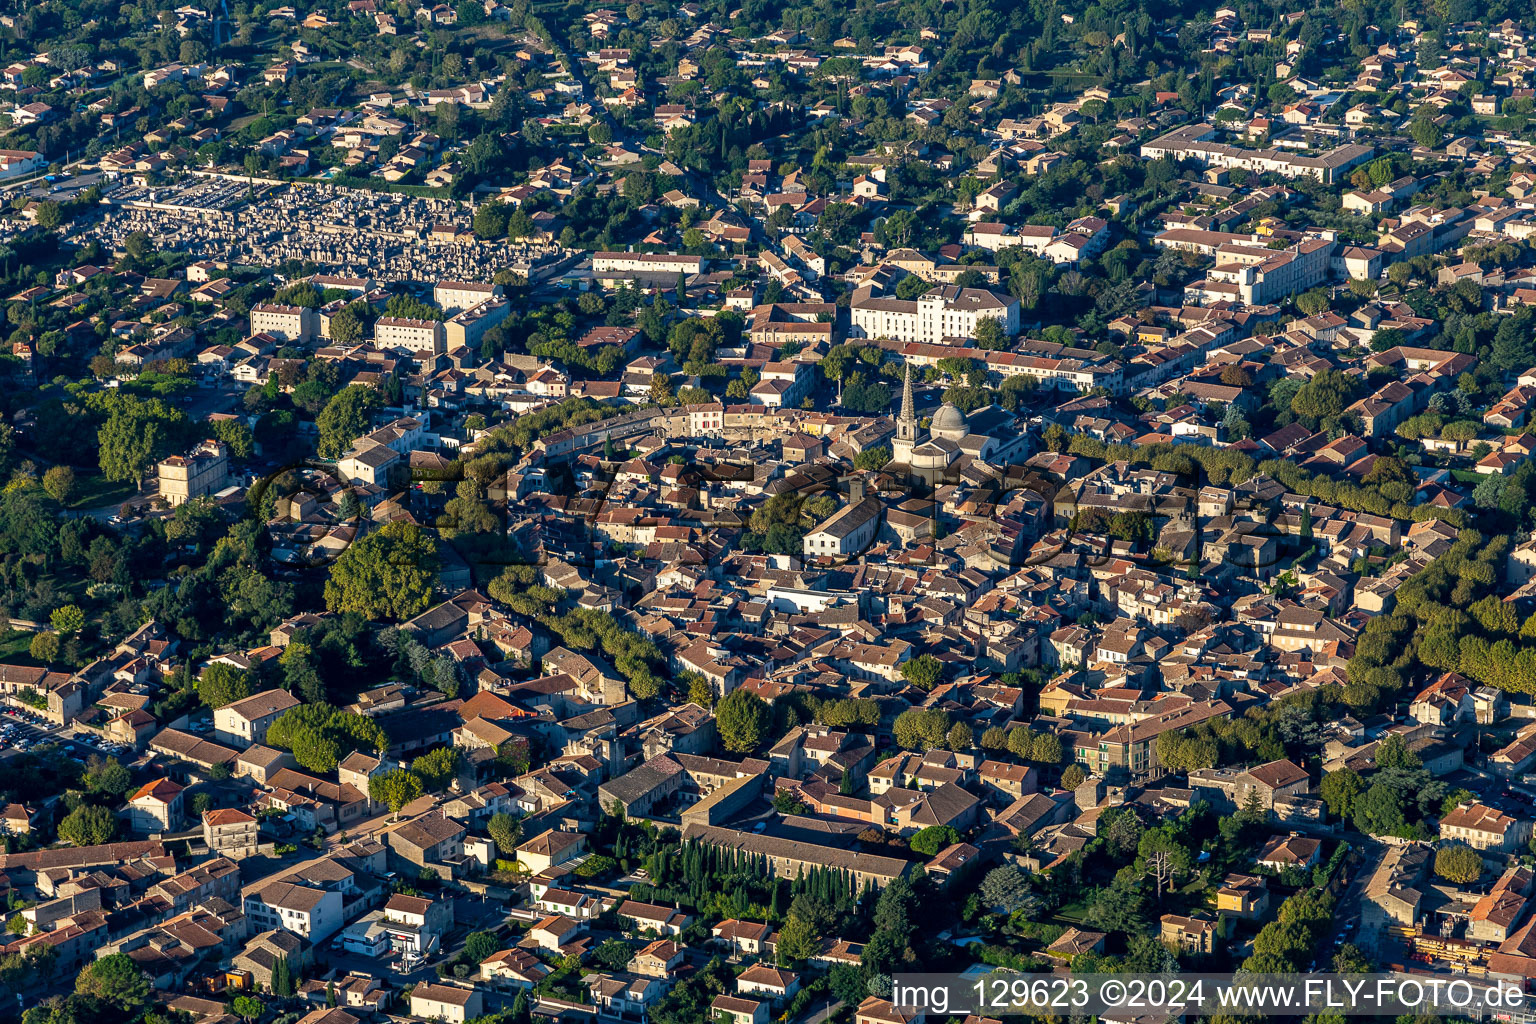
[794,997,844,1024]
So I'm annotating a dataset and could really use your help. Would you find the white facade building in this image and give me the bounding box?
[250,303,316,343]
[850,286,1019,343]
[434,280,502,313]
[375,316,444,356]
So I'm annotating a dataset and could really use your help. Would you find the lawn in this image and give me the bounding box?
[0,629,39,665]
[1052,899,1090,925]
[65,473,137,511]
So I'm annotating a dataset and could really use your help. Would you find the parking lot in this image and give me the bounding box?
[1,707,131,760]
[1,708,64,754]
[63,727,133,759]
[14,170,106,203]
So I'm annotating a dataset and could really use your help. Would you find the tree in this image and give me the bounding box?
[684,673,714,708]
[773,790,808,815]
[280,642,326,705]
[28,631,59,662]
[1083,874,1149,934]
[1030,732,1063,764]
[977,865,1036,914]
[33,201,62,229]
[909,825,961,856]
[329,306,364,346]
[900,654,943,690]
[893,708,950,751]
[776,911,819,965]
[99,399,184,482]
[1137,829,1192,900]
[59,805,116,846]
[410,746,462,791]
[1295,290,1330,315]
[853,446,890,471]
[50,604,85,636]
[83,756,133,798]
[123,231,152,262]
[324,521,440,620]
[1376,733,1420,771]
[1321,768,1364,820]
[231,997,263,1023]
[947,722,973,751]
[211,418,256,458]
[369,769,424,815]
[1434,843,1484,886]
[197,662,253,709]
[1353,780,1408,836]
[716,689,768,753]
[487,812,521,855]
[472,202,508,239]
[506,209,534,240]
[1219,364,1253,388]
[1291,368,1354,428]
[463,931,500,965]
[75,954,152,1012]
[271,955,297,997]
[1370,327,1405,353]
[42,465,75,504]
[1267,81,1298,107]
[973,316,1008,350]
[496,738,531,775]
[1060,764,1087,790]
[316,385,382,460]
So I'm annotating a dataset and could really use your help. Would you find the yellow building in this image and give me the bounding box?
[157,440,230,505]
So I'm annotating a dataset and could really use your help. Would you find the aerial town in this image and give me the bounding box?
[10,0,1536,1021]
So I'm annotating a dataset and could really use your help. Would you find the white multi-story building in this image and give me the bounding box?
[434,280,502,313]
[213,688,301,747]
[337,441,400,486]
[592,252,705,275]
[1198,237,1334,305]
[410,984,483,1024]
[0,149,44,179]
[1141,123,1373,185]
[749,361,812,408]
[803,497,883,559]
[382,893,453,954]
[963,222,1056,253]
[312,275,374,296]
[250,303,316,343]
[850,285,1019,343]
[445,298,510,352]
[244,879,344,941]
[375,316,444,356]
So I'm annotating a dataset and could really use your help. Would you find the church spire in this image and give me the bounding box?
[898,361,916,442]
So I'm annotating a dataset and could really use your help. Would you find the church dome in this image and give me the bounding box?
[931,403,969,440]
